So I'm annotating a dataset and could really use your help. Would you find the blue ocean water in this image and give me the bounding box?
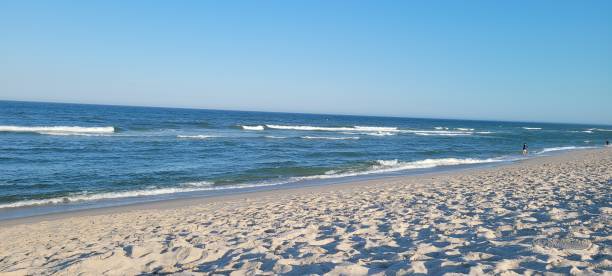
[0,101,610,217]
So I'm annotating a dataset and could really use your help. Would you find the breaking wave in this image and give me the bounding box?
[435,127,476,131]
[264,135,288,139]
[0,125,115,135]
[295,157,505,180]
[588,128,612,132]
[177,135,218,139]
[265,125,400,133]
[0,157,507,209]
[536,146,596,154]
[0,181,291,209]
[522,127,542,130]
[406,130,473,136]
[340,131,396,137]
[264,124,480,137]
[241,125,265,131]
[301,136,360,140]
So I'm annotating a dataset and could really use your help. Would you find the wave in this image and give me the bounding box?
[0,156,508,209]
[0,187,212,209]
[0,125,115,135]
[295,157,505,181]
[180,181,214,188]
[38,132,114,137]
[536,146,596,154]
[176,135,218,139]
[406,130,473,136]
[365,131,396,136]
[341,131,396,136]
[0,180,289,209]
[353,126,399,132]
[434,127,476,132]
[265,124,400,133]
[583,128,612,132]
[301,136,359,140]
[241,125,265,131]
[262,124,481,137]
[0,179,316,209]
[370,158,503,171]
[413,132,471,136]
[264,135,288,139]
[522,127,542,130]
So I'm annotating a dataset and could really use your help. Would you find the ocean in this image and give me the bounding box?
[0,101,609,219]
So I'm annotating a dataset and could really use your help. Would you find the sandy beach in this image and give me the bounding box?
[0,148,610,275]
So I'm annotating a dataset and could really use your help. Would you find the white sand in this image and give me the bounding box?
[0,148,611,275]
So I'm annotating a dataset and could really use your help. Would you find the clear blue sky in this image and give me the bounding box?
[1,1,610,124]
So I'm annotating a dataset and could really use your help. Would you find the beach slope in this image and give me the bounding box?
[1,148,611,275]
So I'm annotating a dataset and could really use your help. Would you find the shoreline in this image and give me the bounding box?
[0,162,497,227]
[1,147,610,275]
[0,154,515,222]
[0,147,605,226]
[0,147,601,222]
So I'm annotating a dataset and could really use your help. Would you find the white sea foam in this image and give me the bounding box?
[353,126,399,132]
[342,131,396,136]
[266,124,351,132]
[265,124,400,133]
[301,136,359,140]
[295,157,504,181]
[0,157,509,209]
[180,181,214,188]
[38,132,114,137]
[590,128,612,132]
[365,131,396,136]
[241,125,265,131]
[522,127,542,130]
[0,188,209,209]
[370,158,503,171]
[0,125,115,135]
[176,135,218,139]
[263,124,482,137]
[432,127,479,132]
[582,130,593,133]
[413,132,472,136]
[405,130,473,136]
[0,179,311,209]
[0,181,291,209]
[264,135,288,139]
[537,146,596,154]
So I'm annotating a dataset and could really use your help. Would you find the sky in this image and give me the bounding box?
[0,1,611,125]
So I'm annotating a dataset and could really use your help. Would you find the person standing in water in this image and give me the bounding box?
[607,140,610,146]
[522,143,528,155]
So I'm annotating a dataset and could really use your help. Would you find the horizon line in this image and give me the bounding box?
[1,99,610,127]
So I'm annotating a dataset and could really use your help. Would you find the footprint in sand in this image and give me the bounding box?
[533,237,592,250]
